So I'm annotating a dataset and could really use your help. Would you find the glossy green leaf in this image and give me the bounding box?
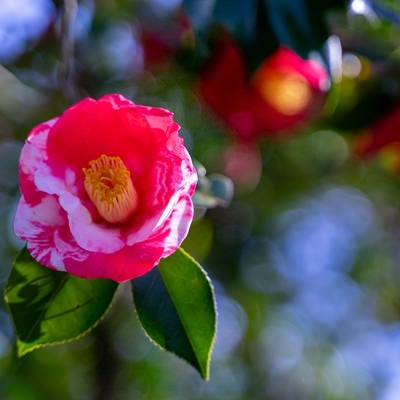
[265,0,329,58]
[4,248,119,356]
[131,248,217,379]
[183,0,257,35]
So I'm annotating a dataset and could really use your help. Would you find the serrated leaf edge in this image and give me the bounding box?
[4,260,120,357]
[16,282,119,357]
[131,248,217,380]
[159,248,217,379]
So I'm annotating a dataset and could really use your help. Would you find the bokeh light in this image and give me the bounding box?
[0,0,55,63]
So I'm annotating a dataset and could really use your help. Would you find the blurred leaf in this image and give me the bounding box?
[182,0,261,66]
[264,0,328,58]
[194,160,207,178]
[213,0,258,38]
[330,91,395,130]
[182,218,214,260]
[194,162,234,210]
[131,248,216,380]
[193,191,221,209]
[4,248,119,356]
[264,0,346,63]
[183,0,257,36]
[368,0,400,25]
[182,0,214,31]
[193,181,233,209]
[209,174,234,206]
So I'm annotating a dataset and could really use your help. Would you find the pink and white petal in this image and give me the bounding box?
[126,156,197,246]
[149,155,196,239]
[181,150,198,196]
[14,194,68,271]
[99,93,174,120]
[35,165,80,197]
[99,93,136,109]
[19,119,57,203]
[53,228,89,263]
[20,119,86,211]
[28,161,120,255]
[23,119,57,175]
[142,108,176,130]
[99,193,194,282]
[64,244,164,282]
[126,185,183,246]
[147,193,194,258]
[59,191,125,253]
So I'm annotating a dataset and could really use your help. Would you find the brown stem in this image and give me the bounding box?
[93,322,120,400]
[58,0,79,101]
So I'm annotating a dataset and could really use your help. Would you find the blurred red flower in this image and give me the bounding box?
[198,34,328,142]
[140,11,192,68]
[354,105,400,172]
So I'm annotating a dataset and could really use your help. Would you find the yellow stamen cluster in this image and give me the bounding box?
[83,154,138,224]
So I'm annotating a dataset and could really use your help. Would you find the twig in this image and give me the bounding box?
[58,0,79,102]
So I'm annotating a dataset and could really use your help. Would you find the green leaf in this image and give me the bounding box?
[183,0,257,35]
[4,248,119,356]
[263,0,346,72]
[182,0,215,32]
[131,248,217,379]
[182,218,214,261]
[265,0,329,59]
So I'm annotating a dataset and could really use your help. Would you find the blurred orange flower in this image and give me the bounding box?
[198,33,328,142]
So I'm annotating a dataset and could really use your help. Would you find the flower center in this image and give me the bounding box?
[83,154,138,224]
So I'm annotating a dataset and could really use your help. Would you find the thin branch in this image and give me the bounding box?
[58,0,79,102]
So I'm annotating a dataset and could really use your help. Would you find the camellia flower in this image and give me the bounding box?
[198,33,328,142]
[14,94,197,282]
